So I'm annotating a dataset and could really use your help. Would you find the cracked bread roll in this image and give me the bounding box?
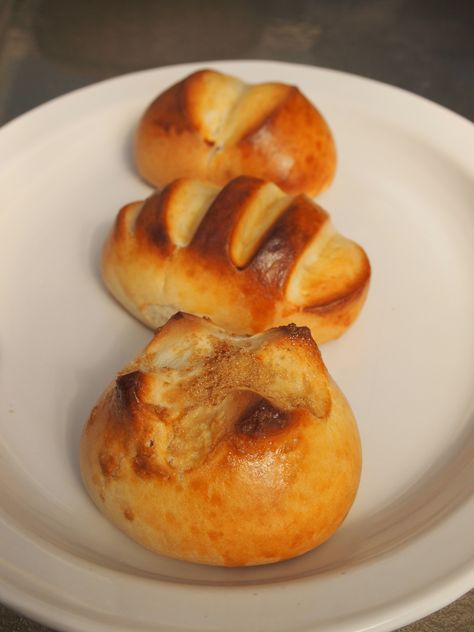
[102,175,370,343]
[80,313,361,566]
[134,68,336,196]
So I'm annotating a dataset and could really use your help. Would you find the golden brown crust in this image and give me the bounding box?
[80,314,361,566]
[134,69,336,196]
[102,176,370,343]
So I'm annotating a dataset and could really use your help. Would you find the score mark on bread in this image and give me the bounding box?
[134,68,337,196]
[102,175,370,343]
[80,314,361,566]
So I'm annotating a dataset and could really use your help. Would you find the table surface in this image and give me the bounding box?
[0,1,472,630]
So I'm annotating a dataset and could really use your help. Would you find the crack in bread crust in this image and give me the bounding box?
[94,316,331,475]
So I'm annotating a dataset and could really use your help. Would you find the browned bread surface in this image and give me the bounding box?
[134,69,336,196]
[102,176,370,343]
[80,314,361,566]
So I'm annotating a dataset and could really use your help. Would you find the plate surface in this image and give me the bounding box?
[0,60,473,632]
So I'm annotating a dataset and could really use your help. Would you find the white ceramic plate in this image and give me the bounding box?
[0,61,473,632]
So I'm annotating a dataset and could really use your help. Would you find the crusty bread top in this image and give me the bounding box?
[92,313,331,475]
[134,69,337,196]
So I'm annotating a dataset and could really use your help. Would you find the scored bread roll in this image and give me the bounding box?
[102,175,370,343]
[134,68,336,196]
[80,313,361,566]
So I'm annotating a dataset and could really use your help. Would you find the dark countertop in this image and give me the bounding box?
[1,0,473,126]
[0,1,472,630]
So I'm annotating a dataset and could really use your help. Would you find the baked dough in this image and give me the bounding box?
[134,68,336,196]
[102,175,370,343]
[80,313,361,566]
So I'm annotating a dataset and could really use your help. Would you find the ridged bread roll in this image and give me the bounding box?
[80,313,361,566]
[134,68,336,196]
[102,175,370,343]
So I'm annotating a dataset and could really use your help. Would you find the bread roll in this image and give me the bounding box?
[102,175,370,343]
[80,313,361,566]
[134,68,336,196]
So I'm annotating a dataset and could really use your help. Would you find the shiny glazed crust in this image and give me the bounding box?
[102,176,371,343]
[134,69,336,196]
[80,314,361,566]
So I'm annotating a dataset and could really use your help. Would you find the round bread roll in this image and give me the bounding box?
[102,175,371,344]
[134,68,336,196]
[80,313,361,566]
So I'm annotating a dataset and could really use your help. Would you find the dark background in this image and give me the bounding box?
[1,0,473,125]
[0,0,473,630]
